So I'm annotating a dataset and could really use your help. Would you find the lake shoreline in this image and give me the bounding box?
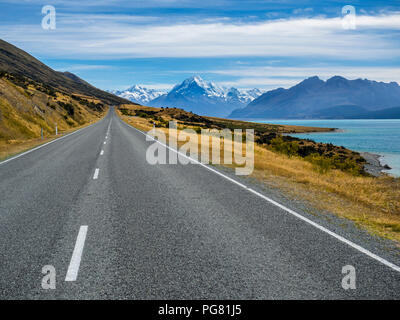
[253,119,399,178]
[360,152,391,177]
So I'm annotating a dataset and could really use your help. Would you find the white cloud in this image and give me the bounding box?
[292,7,313,15]
[1,12,400,60]
[138,83,173,90]
[209,66,400,81]
[210,66,400,89]
[56,64,113,71]
[219,78,300,90]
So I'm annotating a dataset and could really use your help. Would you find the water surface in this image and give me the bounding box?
[251,119,400,177]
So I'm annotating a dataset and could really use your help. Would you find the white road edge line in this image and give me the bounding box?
[93,168,100,180]
[120,118,400,273]
[65,225,88,282]
[0,119,104,167]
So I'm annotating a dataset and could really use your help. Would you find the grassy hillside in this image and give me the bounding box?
[0,71,106,159]
[0,39,139,159]
[0,39,132,106]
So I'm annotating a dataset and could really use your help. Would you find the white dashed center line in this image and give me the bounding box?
[93,168,100,180]
[100,150,104,156]
[65,226,88,282]
[104,141,106,145]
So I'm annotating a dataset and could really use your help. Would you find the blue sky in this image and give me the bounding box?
[0,0,399,91]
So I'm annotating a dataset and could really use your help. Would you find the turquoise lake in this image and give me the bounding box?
[251,119,400,177]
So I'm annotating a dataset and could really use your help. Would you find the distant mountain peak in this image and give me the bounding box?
[328,75,347,81]
[326,75,349,85]
[307,75,321,81]
[190,75,205,84]
[301,75,323,84]
[111,76,264,116]
[128,76,264,117]
[172,76,227,99]
[129,84,143,90]
[175,75,207,90]
[109,85,165,105]
[229,75,400,119]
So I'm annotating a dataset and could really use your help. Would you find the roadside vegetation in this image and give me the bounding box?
[117,104,400,243]
[119,105,366,176]
[0,71,107,160]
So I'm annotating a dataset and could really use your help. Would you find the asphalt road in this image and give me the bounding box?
[0,107,399,299]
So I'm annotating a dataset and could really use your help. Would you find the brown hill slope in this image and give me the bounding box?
[0,39,130,105]
[0,39,136,157]
[0,72,104,143]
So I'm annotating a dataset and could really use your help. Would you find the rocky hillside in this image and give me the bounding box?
[0,39,130,106]
[0,39,133,145]
[0,71,104,143]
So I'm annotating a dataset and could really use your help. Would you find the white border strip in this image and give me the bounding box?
[120,117,400,273]
[65,225,88,282]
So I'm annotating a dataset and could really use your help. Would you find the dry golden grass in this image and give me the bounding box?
[250,146,400,240]
[205,116,335,133]
[118,104,334,134]
[0,117,103,161]
[118,109,400,243]
[0,136,55,160]
[0,77,107,160]
[0,78,105,138]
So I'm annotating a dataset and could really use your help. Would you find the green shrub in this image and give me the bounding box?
[305,153,334,174]
[120,108,131,116]
[194,126,202,134]
[270,137,299,158]
[58,102,75,116]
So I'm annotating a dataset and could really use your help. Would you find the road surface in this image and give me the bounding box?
[0,107,399,299]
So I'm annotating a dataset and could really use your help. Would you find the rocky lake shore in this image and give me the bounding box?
[361,152,391,176]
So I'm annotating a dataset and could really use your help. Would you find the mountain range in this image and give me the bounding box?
[113,75,400,119]
[229,76,400,119]
[110,85,166,105]
[2,38,399,122]
[111,76,263,117]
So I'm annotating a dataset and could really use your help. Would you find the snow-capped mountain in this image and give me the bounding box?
[172,76,225,99]
[225,87,263,105]
[110,77,263,116]
[149,76,263,117]
[109,85,165,105]
[240,88,264,103]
